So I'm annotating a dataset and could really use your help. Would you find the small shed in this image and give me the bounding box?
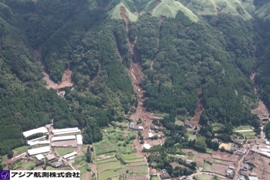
[46,154,56,161]
[36,154,45,161]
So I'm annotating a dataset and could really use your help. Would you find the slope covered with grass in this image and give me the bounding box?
[184,0,252,20]
[109,2,138,22]
[152,0,198,22]
[255,2,270,20]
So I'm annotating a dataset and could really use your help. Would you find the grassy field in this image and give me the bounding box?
[13,146,30,155]
[121,153,145,163]
[175,120,184,126]
[235,125,253,131]
[150,176,159,180]
[98,160,121,173]
[152,0,198,21]
[203,161,212,171]
[99,169,119,180]
[95,125,148,179]
[54,147,75,156]
[109,2,138,22]
[94,138,117,155]
[12,159,35,170]
[241,131,256,139]
[127,165,148,174]
[186,0,252,19]
[195,174,218,180]
[188,133,196,140]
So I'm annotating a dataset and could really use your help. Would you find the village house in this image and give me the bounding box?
[225,168,234,178]
[241,163,250,171]
[236,150,245,156]
[150,169,157,176]
[160,173,171,180]
[184,120,192,128]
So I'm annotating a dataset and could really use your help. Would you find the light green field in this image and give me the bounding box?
[175,120,184,126]
[241,131,256,139]
[186,0,252,20]
[235,125,252,131]
[94,138,117,155]
[203,162,212,171]
[188,133,196,140]
[152,0,198,22]
[151,176,159,180]
[54,147,75,156]
[127,165,148,174]
[121,154,145,163]
[12,159,35,170]
[255,2,270,20]
[98,160,121,173]
[13,146,30,155]
[109,2,138,22]
[99,169,119,180]
[196,174,218,180]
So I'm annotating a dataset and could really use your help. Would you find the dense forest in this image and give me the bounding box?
[0,0,270,156]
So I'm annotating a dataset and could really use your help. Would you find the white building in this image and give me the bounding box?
[51,135,76,142]
[27,146,50,156]
[76,135,83,145]
[36,154,45,161]
[52,128,80,136]
[143,144,151,149]
[23,127,48,138]
[63,152,77,159]
[28,140,50,146]
[148,133,154,138]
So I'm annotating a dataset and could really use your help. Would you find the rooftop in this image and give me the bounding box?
[28,146,50,156]
[36,154,45,161]
[143,144,151,149]
[23,127,48,137]
[46,154,56,161]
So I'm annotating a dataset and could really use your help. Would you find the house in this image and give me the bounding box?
[143,144,151,150]
[186,159,193,164]
[241,163,250,171]
[184,120,192,128]
[150,169,157,176]
[129,122,141,130]
[226,169,234,177]
[234,139,244,145]
[148,133,154,138]
[46,154,56,161]
[236,151,245,156]
[248,176,259,180]
[162,169,167,174]
[212,138,219,143]
[36,154,45,161]
[249,173,257,177]
[244,156,250,161]
[160,173,171,179]
[150,124,158,130]
[228,166,235,170]
[240,171,247,176]
[51,161,63,168]
[238,175,245,180]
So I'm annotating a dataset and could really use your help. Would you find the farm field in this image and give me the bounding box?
[54,147,75,156]
[240,131,256,139]
[234,125,253,131]
[195,174,216,180]
[13,146,30,155]
[94,126,148,180]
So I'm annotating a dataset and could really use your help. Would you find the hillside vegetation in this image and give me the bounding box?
[0,0,270,161]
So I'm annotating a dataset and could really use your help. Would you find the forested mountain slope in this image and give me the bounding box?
[0,0,270,155]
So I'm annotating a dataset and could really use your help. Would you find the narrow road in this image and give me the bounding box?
[63,159,76,170]
[8,152,26,164]
[189,171,227,179]
[234,144,250,180]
